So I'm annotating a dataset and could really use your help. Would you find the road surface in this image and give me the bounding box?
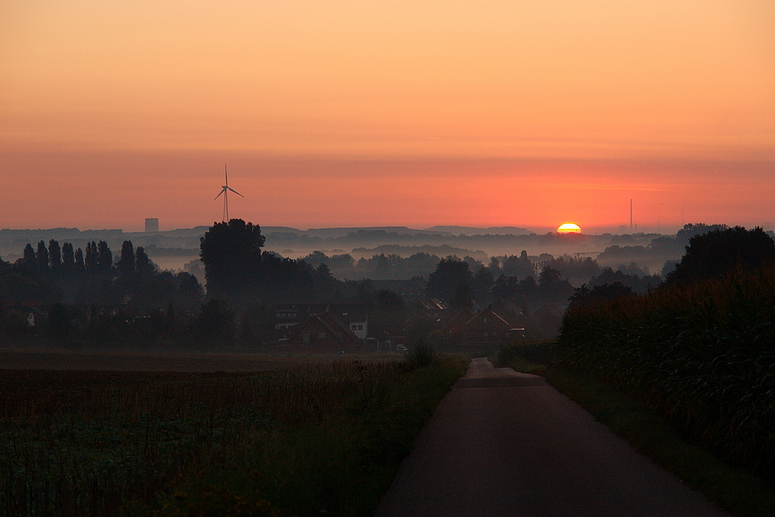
[375,358,730,517]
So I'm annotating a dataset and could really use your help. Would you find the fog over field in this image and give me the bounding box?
[0,225,699,282]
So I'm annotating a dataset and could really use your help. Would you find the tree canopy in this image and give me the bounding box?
[200,219,266,300]
[425,258,472,302]
[667,226,775,285]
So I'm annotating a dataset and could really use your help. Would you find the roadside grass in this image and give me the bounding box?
[496,341,775,517]
[0,353,467,517]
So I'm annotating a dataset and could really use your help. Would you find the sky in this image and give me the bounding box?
[2,1,774,233]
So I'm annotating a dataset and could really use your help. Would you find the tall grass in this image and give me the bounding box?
[559,265,775,478]
[0,356,467,516]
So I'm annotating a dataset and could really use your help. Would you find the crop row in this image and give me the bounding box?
[559,266,775,478]
[0,358,464,516]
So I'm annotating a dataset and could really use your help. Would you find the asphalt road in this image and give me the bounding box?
[375,358,730,517]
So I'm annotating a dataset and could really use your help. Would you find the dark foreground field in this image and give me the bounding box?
[0,349,466,516]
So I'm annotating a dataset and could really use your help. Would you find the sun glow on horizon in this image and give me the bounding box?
[557,223,582,234]
[0,2,774,230]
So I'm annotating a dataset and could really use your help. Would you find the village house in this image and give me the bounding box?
[283,309,362,349]
[275,304,368,340]
[442,307,524,347]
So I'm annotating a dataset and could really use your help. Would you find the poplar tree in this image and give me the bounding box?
[62,242,75,271]
[117,241,136,277]
[49,240,62,273]
[36,241,49,271]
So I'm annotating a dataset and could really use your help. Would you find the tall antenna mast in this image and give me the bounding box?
[214,164,244,222]
[630,199,633,231]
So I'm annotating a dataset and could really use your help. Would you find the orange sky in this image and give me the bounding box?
[2,1,774,233]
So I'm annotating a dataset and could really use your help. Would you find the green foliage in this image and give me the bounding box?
[560,265,775,479]
[403,341,438,370]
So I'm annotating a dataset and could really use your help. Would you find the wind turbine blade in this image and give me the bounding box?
[224,164,228,185]
[215,188,226,200]
[228,187,244,197]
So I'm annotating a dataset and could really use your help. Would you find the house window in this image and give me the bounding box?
[357,325,363,330]
[351,325,358,331]
[483,317,490,324]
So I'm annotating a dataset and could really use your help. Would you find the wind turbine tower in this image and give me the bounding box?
[215,164,244,222]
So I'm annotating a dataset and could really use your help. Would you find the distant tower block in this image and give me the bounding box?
[145,218,159,232]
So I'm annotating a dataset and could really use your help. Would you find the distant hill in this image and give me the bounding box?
[301,227,444,238]
[424,226,532,236]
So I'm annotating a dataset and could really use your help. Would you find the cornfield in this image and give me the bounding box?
[560,265,775,478]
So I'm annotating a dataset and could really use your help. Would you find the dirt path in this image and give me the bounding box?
[375,357,730,517]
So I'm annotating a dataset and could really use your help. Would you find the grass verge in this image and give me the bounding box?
[496,342,775,517]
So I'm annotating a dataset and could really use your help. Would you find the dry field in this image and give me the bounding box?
[0,347,401,372]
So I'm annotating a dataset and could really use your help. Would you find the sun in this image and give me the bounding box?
[557,223,582,234]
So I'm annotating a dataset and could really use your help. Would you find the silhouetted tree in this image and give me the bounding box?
[492,274,517,301]
[237,302,275,347]
[135,247,154,276]
[62,243,75,271]
[175,272,205,312]
[377,289,404,312]
[450,284,474,311]
[567,282,634,311]
[589,267,661,294]
[190,298,236,349]
[667,226,775,285]
[501,251,535,279]
[676,223,729,242]
[117,241,136,277]
[538,266,573,304]
[97,241,113,272]
[74,247,85,271]
[310,262,341,302]
[47,303,77,343]
[84,242,98,271]
[36,241,49,272]
[488,257,502,277]
[48,240,62,273]
[200,219,265,301]
[518,276,539,301]
[471,266,494,304]
[22,244,36,268]
[426,258,472,302]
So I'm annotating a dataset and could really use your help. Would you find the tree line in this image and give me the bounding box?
[1,219,666,349]
[0,238,204,347]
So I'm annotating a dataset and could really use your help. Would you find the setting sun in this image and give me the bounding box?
[557,223,582,234]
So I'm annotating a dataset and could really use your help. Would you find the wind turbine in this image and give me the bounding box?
[215,164,244,222]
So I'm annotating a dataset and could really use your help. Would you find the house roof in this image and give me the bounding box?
[441,308,477,332]
[445,307,515,334]
[275,303,369,324]
[288,309,362,346]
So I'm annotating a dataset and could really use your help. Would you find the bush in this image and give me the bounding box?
[403,341,438,370]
